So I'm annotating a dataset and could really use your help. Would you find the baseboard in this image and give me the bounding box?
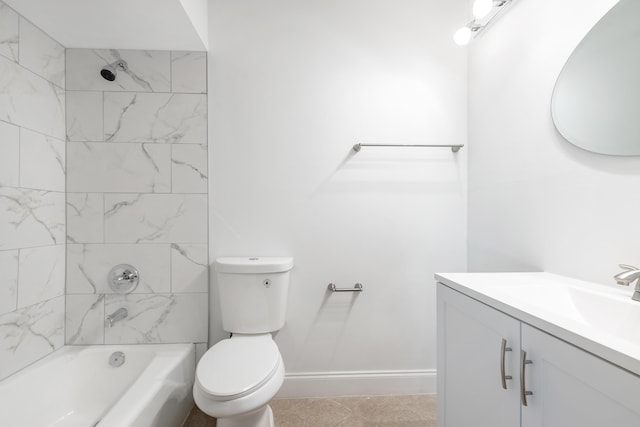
[276,369,436,398]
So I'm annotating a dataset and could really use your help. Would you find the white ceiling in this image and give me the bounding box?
[4,0,208,51]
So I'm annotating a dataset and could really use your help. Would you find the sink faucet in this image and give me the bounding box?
[106,308,128,327]
[614,264,640,302]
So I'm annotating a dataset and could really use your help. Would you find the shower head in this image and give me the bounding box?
[100,60,128,81]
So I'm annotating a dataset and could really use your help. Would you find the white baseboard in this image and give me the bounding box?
[276,369,436,398]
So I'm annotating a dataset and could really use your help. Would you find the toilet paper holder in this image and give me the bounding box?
[328,283,363,293]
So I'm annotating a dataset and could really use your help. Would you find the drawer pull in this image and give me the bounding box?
[520,350,533,406]
[500,339,513,389]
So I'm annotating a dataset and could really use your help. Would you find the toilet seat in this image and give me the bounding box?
[196,335,280,401]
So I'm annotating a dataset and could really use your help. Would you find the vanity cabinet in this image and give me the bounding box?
[521,324,640,427]
[437,283,640,427]
[437,284,520,426]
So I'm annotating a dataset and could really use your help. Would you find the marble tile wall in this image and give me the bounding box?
[0,2,66,380]
[64,48,208,347]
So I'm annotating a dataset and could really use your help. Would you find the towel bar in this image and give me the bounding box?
[352,143,464,153]
[328,283,364,292]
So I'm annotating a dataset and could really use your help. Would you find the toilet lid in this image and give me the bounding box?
[196,336,280,399]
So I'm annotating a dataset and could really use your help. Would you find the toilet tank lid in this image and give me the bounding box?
[215,257,294,273]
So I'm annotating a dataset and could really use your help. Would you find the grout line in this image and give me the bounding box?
[1,183,65,193]
[101,293,106,344]
[0,119,66,144]
[15,248,21,310]
[17,127,22,187]
[66,241,204,246]
[102,192,106,243]
[170,143,174,194]
[2,242,67,252]
[169,51,173,94]
[66,88,206,95]
[9,292,64,313]
[101,90,104,142]
[16,8,20,65]
[63,52,69,317]
[7,185,194,197]
[64,140,208,145]
[82,191,208,195]
[169,242,173,294]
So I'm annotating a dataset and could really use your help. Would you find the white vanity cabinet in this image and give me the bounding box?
[437,282,640,427]
[521,324,640,427]
[437,284,520,426]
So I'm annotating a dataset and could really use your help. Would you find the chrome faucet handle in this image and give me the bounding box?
[614,264,640,287]
[614,265,640,302]
[116,270,138,282]
[108,264,139,293]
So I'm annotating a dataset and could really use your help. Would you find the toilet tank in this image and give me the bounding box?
[215,257,294,334]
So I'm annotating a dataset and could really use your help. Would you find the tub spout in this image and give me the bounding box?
[106,308,128,327]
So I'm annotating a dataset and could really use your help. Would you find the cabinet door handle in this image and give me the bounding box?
[520,350,533,406]
[500,338,513,389]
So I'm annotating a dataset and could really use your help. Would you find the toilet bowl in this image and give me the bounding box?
[193,257,293,427]
[193,334,284,427]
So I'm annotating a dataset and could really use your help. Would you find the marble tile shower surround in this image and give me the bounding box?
[64,48,208,348]
[0,1,66,380]
[0,7,208,380]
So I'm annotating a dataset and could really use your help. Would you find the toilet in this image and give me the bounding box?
[193,257,294,427]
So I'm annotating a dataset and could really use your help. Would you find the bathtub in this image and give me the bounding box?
[0,344,195,427]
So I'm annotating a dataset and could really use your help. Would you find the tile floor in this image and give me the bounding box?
[183,394,436,426]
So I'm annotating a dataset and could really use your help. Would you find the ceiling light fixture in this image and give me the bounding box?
[453,23,480,46]
[472,0,494,20]
[454,0,514,46]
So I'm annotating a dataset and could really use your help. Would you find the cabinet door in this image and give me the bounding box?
[437,284,521,427]
[521,324,640,427]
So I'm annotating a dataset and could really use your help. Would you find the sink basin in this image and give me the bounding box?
[569,286,640,342]
[472,276,640,342]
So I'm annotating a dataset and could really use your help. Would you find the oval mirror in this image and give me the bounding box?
[551,0,640,156]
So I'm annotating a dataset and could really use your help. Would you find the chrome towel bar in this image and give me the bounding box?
[352,143,464,153]
[328,283,364,293]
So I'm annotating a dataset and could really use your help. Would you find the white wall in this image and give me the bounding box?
[468,0,640,285]
[208,0,468,396]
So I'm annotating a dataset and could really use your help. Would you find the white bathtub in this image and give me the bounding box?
[0,344,195,427]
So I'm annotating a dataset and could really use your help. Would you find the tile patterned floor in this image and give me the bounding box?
[183,394,436,426]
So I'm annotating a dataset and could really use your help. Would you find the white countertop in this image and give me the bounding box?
[435,272,640,376]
